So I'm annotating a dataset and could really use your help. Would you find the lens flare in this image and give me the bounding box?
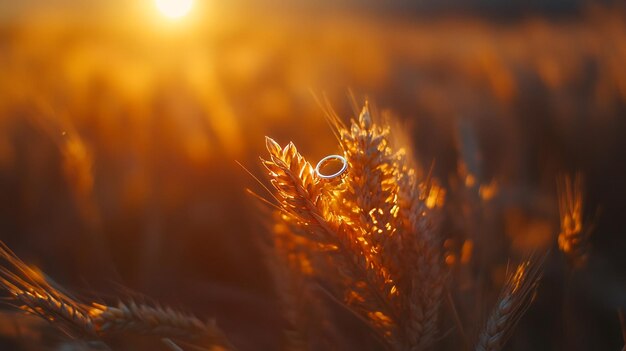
[155,0,194,19]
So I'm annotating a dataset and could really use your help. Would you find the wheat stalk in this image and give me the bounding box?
[0,242,235,350]
[475,255,546,351]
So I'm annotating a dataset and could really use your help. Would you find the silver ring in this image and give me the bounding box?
[315,155,348,179]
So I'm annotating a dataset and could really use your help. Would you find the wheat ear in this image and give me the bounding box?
[475,255,546,351]
[0,242,235,350]
[340,105,447,350]
[399,172,446,351]
[557,173,591,269]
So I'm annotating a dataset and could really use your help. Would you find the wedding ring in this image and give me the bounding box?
[315,154,348,179]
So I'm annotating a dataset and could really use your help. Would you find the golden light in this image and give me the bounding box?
[155,0,194,19]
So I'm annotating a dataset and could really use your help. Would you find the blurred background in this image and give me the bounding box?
[0,0,625,350]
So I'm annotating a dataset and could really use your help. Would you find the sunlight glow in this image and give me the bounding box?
[155,0,194,19]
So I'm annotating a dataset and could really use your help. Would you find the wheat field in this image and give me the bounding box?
[0,2,625,350]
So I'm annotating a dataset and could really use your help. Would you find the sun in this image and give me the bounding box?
[155,0,194,19]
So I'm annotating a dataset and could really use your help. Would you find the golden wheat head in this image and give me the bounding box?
[557,173,591,269]
[475,255,546,351]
